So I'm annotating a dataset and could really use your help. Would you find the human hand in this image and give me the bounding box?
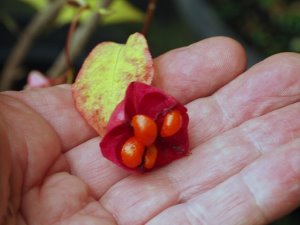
[1,37,299,225]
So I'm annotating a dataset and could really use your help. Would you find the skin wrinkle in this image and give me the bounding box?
[251,95,300,118]
[80,201,114,221]
[155,51,198,101]
[40,192,115,224]
[165,161,215,203]
[1,39,300,224]
[187,98,226,148]
[5,87,97,152]
[100,172,180,225]
[151,174,267,225]
[184,202,209,225]
[0,94,72,224]
[240,140,300,221]
[176,146,260,202]
[145,205,189,225]
[211,94,235,130]
[22,113,61,192]
[185,37,244,74]
[241,124,265,154]
[291,149,300,179]
[192,71,298,146]
[0,94,78,224]
[1,97,26,218]
[46,154,70,177]
[24,173,93,224]
[172,101,300,204]
[241,102,300,154]
[211,53,300,126]
[0,95,28,173]
[51,199,90,225]
[65,137,129,198]
[153,37,246,103]
[171,111,261,198]
[239,175,270,224]
[184,53,298,149]
[184,177,267,225]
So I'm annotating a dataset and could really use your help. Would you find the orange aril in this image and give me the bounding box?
[120,136,145,168]
[160,110,182,137]
[144,145,158,169]
[131,114,157,146]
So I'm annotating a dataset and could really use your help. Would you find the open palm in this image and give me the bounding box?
[1,37,300,225]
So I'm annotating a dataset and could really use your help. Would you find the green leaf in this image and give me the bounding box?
[101,0,145,25]
[72,33,154,136]
[56,0,144,26]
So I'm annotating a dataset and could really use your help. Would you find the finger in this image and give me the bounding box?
[99,102,300,225]
[4,85,97,151]
[153,36,247,104]
[188,52,300,148]
[0,94,61,192]
[148,139,300,225]
[65,137,128,198]
[172,102,300,202]
[22,172,116,224]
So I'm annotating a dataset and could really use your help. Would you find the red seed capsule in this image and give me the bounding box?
[161,110,182,137]
[144,145,158,169]
[100,82,190,173]
[120,137,145,168]
[131,114,157,146]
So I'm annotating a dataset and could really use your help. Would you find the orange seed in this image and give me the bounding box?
[120,136,145,168]
[131,114,157,146]
[144,145,158,169]
[160,110,182,137]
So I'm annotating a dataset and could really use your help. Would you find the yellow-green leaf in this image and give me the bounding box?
[56,0,144,26]
[72,33,154,136]
[101,0,145,25]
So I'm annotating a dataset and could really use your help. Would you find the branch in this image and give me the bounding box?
[47,0,114,78]
[142,0,158,37]
[64,5,88,83]
[0,0,66,90]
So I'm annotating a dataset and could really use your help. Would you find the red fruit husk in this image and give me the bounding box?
[100,82,189,172]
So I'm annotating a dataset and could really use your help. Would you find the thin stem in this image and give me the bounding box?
[47,0,114,78]
[141,0,157,37]
[64,6,88,83]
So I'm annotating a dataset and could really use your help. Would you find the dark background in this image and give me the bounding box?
[1,0,299,89]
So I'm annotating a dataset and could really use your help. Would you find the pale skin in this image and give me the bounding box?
[1,37,300,225]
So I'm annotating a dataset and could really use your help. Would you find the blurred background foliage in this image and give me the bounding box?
[0,0,300,89]
[210,0,300,56]
[0,0,299,222]
[20,0,145,26]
